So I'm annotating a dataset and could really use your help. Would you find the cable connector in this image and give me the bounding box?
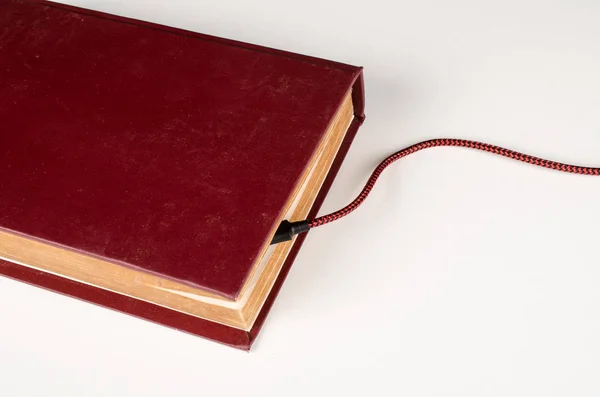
[270,220,310,245]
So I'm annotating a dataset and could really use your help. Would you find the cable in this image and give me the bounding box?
[270,138,600,245]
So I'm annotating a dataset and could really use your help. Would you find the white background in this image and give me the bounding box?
[2,0,600,395]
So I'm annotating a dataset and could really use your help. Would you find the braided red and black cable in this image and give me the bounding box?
[270,138,600,244]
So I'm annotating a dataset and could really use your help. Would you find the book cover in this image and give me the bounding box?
[0,0,365,349]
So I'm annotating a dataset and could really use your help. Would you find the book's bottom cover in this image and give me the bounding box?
[0,117,363,350]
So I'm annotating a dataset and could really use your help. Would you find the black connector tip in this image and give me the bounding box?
[270,220,310,245]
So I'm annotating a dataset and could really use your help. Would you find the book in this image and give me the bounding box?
[0,0,365,349]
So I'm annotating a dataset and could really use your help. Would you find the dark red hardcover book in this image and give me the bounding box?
[0,0,365,349]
